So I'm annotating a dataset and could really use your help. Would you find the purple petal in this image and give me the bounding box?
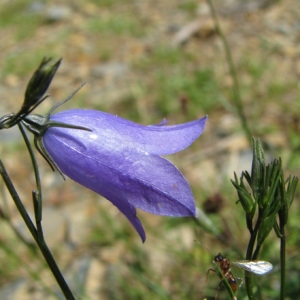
[44,129,147,240]
[101,193,146,242]
[49,109,207,155]
[43,126,196,216]
[42,109,206,241]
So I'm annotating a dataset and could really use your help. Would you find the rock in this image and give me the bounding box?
[45,5,72,22]
[90,63,129,80]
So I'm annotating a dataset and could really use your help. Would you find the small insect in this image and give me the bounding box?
[209,253,238,292]
[208,253,273,293]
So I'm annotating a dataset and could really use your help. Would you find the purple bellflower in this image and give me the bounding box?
[25,108,207,242]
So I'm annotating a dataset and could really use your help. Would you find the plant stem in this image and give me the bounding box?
[18,124,43,222]
[0,160,75,299]
[0,137,75,300]
[244,215,262,300]
[0,184,37,252]
[206,0,252,144]
[279,223,286,300]
[18,124,75,299]
[0,160,38,241]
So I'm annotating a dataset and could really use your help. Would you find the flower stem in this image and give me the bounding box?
[0,123,75,299]
[211,261,236,300]
[245,234,256,299]
[206,0,252,144]
[0,160,75,299]
[279,223,286,300]
[244,214,263,300]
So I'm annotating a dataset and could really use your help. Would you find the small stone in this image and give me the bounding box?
[46,5,72,22]
[90,63,129,80]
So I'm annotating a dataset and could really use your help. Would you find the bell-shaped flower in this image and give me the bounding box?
[41,109,207,242]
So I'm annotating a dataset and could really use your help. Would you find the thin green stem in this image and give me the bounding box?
[17,124,75,299]
[244,239,255,299]
[18,124,43,224]
[0,160,75,299]
[0,182,37,252]
[252,244,262,261]
[244,215,263,300]
[0,160,38,239]
[207,262,237,300]
[0,210,37,252]
[279,223,286,300]
[206,0,252,144]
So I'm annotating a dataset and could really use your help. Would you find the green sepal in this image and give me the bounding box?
[251,138,265,202]
[0,58,61,130]
[231,172,254,214]
[257,214,277,246]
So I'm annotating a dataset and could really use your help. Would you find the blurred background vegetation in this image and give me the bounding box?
[0,0,299,299]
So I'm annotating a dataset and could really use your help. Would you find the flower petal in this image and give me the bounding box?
[43,127,147,240]
[49,109,207,155]
[114,151,196,216]
[43,126,196,217]
[42,109,206,241]
[101,193,146,242]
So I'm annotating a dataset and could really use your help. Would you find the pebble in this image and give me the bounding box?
[90,62,129,80]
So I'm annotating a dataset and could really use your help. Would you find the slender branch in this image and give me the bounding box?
[279,222,286,300]
[244,214,263,300]
[206,0,252,144]
[0,160,38,239]
[244,236,255,300]
[0,160,75,299]
[18,123,43,223]
[17,124,75,299]
[0,180,37,251]
[210,261,237,300]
